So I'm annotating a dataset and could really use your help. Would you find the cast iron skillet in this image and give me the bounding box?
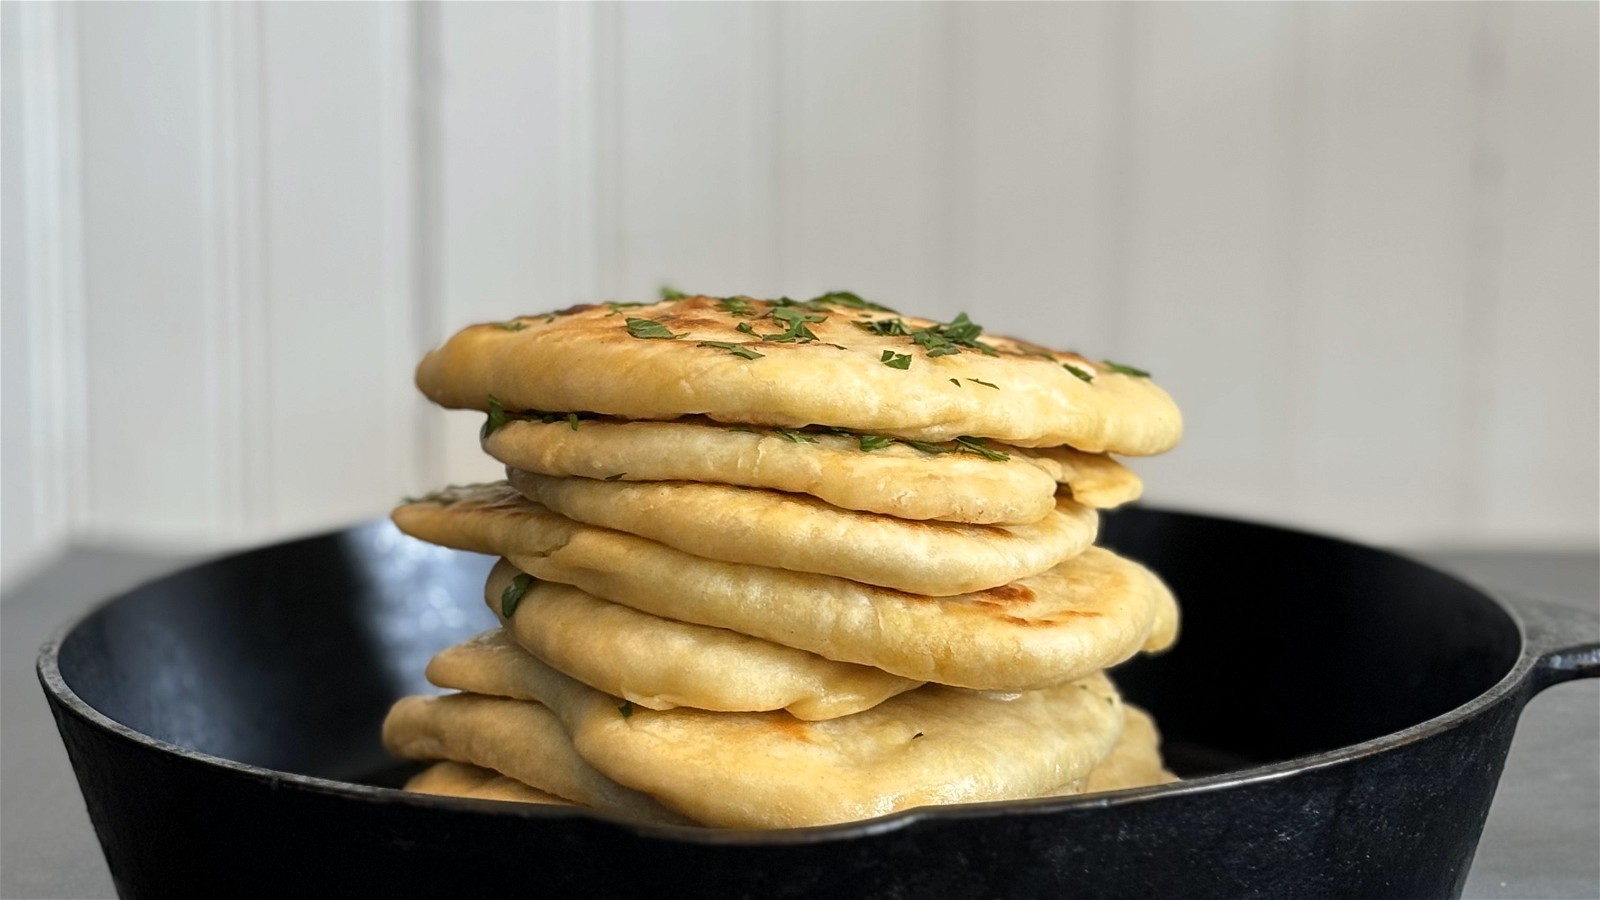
[39,508,1599,900]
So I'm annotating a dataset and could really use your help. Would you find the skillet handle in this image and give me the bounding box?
[1503,592,1600,691]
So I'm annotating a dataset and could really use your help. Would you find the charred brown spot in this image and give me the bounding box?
[767,716,815,743]
[657,314,724,331]
[972,583,1038,606]
[997,610,1101,628]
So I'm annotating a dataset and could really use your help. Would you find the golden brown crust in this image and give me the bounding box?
[392,484,1179,690]
[507,470,1098,595]
[424,638,1128,830]
[416,297,1182,454]
[483,562,921,719]
[483,415,1061,523]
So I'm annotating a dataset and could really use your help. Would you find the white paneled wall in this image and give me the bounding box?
[3,2,1596,589]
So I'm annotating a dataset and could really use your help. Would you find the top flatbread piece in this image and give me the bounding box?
[416,296,1181,454]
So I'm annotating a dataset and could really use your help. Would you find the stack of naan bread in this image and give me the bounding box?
[383,293,1184,828]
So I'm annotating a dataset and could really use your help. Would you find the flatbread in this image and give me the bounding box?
[1081,706,1177,793]
[1025,446,1144,509]
[404,760,576,805]
[1039,706,1176,796]
[416,296,1182,454]
[484,415,1060,523]
[381,692,691,826]
[508,470,1097,595]
[484,561,919,719]
[425,638,1128,829]
[393,485,1179,690]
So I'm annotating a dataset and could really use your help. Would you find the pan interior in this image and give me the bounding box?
[53,511,1521,787]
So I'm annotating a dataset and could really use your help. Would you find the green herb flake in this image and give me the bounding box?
[659,285,689,300]
[906,313,1000,359]
[955,436,1010,462]
[500,573,535,618]
[806,290,895,312]
[604,473,626,481]
[482,394,510,438]
[1064,364,1095,383]
[1102,359,1151,378]
[717,296,758,317]
[567,412,581,431]
[625,317,681,340]
[492,319,528,332]
[774,428,816,444]
[617,701,635,719]
[855,318,910,337]
[759,307,827,344]
[903,440,952,456]
[604,301,650,317]
[967,378,999,390]
[698,340,765,360]
[880,350,912,370]
[858,434,895,452]
[401,483,495,507]
[950,378,961,387]
[735,321,756,335]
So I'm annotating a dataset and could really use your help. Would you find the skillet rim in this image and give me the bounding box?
[35,507,1540,847]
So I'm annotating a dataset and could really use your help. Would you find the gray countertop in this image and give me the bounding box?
[2,544,1595,899]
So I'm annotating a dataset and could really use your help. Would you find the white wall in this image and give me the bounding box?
[4,1,1596,588]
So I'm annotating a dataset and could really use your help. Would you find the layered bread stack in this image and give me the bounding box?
[383,293,1185,828]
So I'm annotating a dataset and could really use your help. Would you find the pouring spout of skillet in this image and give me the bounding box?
[38,508,1600,900]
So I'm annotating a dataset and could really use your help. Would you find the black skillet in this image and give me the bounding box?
[38,508,1599,899]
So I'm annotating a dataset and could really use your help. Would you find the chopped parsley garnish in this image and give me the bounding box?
[617,701,635,719]
[774,428,816,444]
[967,378,999,390]
[903,440,951,456]
[659,285,688,300]
[604,301,650,316]
[880,350,912,370]
[401,483,496,507]
[625,317,681,339]
[911,313,999,358]
[500,573,534,617]
[761,307,827,343]
[955,436,1010,462]
[482,394,509,438]
[1102,359,1150,378]
[567,412,581,431]
[1064,364,1095,383]
[858,434,895,452]
[492,319,528,331]
[855,318,911,337]
[735,321,756,335]
[806,290,895,312]
[698,340,765,360]
[717,296,758,317]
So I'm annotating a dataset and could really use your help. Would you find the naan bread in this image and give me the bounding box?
[416,296,1181,454]
[1024,446,1144,509]
[1081,706,1177,793]
[393,485,1178,690]
[404,761,576,805]
[508,470,1096,595]
[484,416,1060,523]
[1038,706,1176,797]
[484,562,918,719]
[381,693,690,825]
[426,638,1127,829]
